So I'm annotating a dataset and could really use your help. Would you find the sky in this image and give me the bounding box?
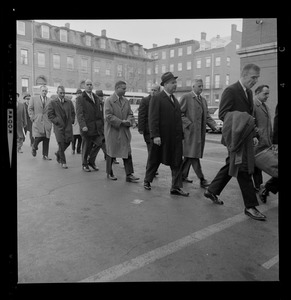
[35,19,243,49]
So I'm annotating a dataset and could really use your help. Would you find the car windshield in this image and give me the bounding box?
[208,107,219,114]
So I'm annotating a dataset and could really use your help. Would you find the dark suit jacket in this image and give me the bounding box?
[138,94,151,143]
[76,91,104,137]
[149,90,183,167]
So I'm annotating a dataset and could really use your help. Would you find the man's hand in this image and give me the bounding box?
[253,137,259,146]
[82,126,88,132]
[153,137,161,146]
[121,120,131,127]
[272,144,278,154]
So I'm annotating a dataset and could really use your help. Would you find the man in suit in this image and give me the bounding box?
[47,86,75,169]
[252,85,273,191]
[104,81,139,182]
[179,79,218,187]
[16,92,27,153]
[76,79,105,172]
[138,83,161,170]
[71,89,82,154]
[28,85,52,160]
[143,72,189,196]
[23,93,34,147]
[204,63,267,221]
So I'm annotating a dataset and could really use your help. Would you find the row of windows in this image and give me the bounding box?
[150,46,193,59]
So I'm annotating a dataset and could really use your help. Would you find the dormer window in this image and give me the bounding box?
[85,35,92,47]
[100,38,106,49]
[60,29,68,42]
[41,25,49,39]
[121,42,126,53]
[133,45,139,55]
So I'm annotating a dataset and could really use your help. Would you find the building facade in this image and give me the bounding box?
[146,24,242,104]
[237,18,277,120]
[16,20,153,97]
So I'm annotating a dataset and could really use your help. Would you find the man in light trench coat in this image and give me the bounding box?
[179,78,219,187]
[104,80,139,182]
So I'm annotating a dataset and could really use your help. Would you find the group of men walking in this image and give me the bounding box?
[17,62,278,222]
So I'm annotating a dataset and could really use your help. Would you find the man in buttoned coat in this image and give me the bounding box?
[47,86,75,168]
[28,85,52,160]
[179,79,218,187]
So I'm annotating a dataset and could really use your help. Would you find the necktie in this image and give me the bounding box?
[169,95,174,103]
[119,96,123,106]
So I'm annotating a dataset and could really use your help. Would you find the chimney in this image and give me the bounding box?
[101,29,106,37]
[201,32,206,41]
[175,38,180,44]
[153,43,157,48]
[65,23,70,29]
[231,24,237,38]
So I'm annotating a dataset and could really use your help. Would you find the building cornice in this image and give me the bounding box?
[237,42,277,57]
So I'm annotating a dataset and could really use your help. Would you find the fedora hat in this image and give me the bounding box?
[95,90,104,97]
[160,72,178,86]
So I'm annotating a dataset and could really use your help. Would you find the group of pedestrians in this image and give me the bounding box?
[17,63,278,222]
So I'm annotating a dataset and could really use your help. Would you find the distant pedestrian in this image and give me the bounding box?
[252,85,273,191]
[47,86,75,169]
[143,72,189,196]
[204,63,267,221]
[179,79,218,187]
[76,79,105,172]
[28,85,52,160]
[17,93,27,153]
[138,83,160,172]
[23,93,34,147]
[71,89,82,154]
[104,80,139,182]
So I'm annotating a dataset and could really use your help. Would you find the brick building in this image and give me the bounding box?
[16,20,153,96]
[237,18,277,120]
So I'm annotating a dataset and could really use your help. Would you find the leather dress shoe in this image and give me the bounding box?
[204,189,224,205]
[113,159,119,164]
[43,155,52,160]
[126,174,140,182]
[259,186,269,203]
[107,174,117,180]
[144,181,151,190]
[244,207,266,221]
[200,178,210,188]
[82,165,91,172]
[54,152,61,163]
[170,188,189,197]
[32,148,37,157]
[61,164,68,169]
[88,163,99,171]
[183,177,193,183]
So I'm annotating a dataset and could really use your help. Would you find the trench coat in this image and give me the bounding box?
[28,96,52,138]
[17,101,27,139]
[180,92,217,158]
[104,93,134,158]
[47,98,75,144]
[253,97,273,154]
[149,90,183,167]
[71,96,80,135]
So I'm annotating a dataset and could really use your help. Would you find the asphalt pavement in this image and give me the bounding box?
[17,128,279,283]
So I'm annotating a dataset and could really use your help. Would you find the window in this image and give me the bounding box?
[226,74,230,85]
[169,64,174,72]
[147,80,152,92]
[17,21,25,35]
[60,29,68,42]
[162,51,166,59]
[187,61,191,70]
[196,58,201,69]
[128,66,134,77]
[67,56,74,70]
[37,52,45,67]
[93,60,100,73]
[170,49,174,58]
[152,52,158,59]
[21,78,29,93]
[187,46,192,55]
[155,64,158,74]
[161,65,166,73]
[177,79,182,87]
[215,57,221,66]
[178,48,183,56]
[20,49,28,65]
[121,42,126,53]
[186,79,192,87]
[53,54,61,69]
[85,35,92,46]
[147,67,151,75]
[41,25,50,39]
[100,38,106,49]
[205,76,210,89]
[81,58,88,73]
[215,74,220,88]
[178,62,182,71]
[117,64,123,77]
[226,57,230,66]
[133,45,139,55]
[236,44,240,50]
[206,57,211,68]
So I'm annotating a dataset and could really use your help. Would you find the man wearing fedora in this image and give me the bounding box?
[143,72,189,197]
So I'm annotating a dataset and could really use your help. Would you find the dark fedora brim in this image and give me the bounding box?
[161,76,178,86]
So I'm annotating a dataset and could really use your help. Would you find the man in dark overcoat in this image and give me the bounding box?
[76,79,105,172]
[204,63,267,221]
[47,86,75,169]
[143,72,189,196]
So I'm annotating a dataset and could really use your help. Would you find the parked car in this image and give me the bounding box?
[206,106,223,133]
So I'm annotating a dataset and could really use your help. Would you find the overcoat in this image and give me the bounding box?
[76,91,104,138]
[104,93,134,158]
[138,94,151,143]
[180,91,216,158]
[149,90,183,167]
[17,101,27,139]
[253,97,273,154]
[24,101,33,133]
[28,95,52,138]
[47,97,75,144]
[71,96,80,135]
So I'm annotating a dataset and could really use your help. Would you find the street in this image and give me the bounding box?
[17,129,278,283]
